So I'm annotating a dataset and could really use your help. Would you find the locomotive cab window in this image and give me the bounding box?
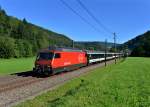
[37,52,54,60]
[55,53,61,58]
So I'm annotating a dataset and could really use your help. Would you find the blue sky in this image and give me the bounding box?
[0,0,150,43]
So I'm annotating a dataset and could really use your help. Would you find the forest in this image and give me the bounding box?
[0,8,72,58]
[124,31,150,57]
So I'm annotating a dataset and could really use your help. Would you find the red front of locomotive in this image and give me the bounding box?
[33,50,54,75]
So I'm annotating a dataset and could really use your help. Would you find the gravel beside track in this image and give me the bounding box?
[0,75,22,85]
[0,60,115,107]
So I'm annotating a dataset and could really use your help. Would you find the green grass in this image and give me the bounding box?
[16,57,150,107]
[0,57,35,75]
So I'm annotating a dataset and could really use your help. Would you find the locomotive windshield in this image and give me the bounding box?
[37,52,54,60]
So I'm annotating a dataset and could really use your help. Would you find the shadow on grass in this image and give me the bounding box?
[11,71,48,78]
[10,69,73,78]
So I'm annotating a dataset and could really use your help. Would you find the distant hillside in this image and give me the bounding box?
[0,8,72,58]
[124,31,150,57]
[75,41,117,51]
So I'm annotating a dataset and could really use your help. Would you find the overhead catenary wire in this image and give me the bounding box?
[60,0,117,47]
[76,0,113,35]
[59,0,104,34]
[77,0,118,52]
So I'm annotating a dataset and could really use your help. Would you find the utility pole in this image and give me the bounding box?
[114,32,117,64]
[105,39,107,67]
[72,40,74,48]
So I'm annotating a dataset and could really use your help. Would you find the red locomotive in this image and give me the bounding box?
[33,48,87,75]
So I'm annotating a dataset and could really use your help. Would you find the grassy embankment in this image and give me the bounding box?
[0,57,35,75]
[16,57,150,107]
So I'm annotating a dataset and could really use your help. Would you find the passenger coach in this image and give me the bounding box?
[86,51,119,64]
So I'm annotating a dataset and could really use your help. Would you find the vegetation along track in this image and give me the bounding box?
[0,59,118,107]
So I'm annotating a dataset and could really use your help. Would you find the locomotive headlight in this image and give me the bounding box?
[35,64,39,67]
[47,65,51,68]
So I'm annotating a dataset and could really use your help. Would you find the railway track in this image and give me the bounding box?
[0,59,118,107]
[0,77,45,93]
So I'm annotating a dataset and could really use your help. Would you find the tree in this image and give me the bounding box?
[131,46,145,57]
[0,37,16,58]
[23,18,28,24]
[23,41,33,57]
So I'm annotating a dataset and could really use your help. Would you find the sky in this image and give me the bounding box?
[0,0,150,43]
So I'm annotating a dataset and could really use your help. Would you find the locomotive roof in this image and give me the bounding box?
[40,47,83,52]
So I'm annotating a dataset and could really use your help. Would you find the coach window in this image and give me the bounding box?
[55,53,61,58]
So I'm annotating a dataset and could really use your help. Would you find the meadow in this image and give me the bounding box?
[16,57,150,107]
[0,57,35,75]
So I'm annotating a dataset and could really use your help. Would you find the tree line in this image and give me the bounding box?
[0,8,72,58]
[123,31,150,57]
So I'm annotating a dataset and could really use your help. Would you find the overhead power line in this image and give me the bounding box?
[76,0,113,34]
[59,0,103,33]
